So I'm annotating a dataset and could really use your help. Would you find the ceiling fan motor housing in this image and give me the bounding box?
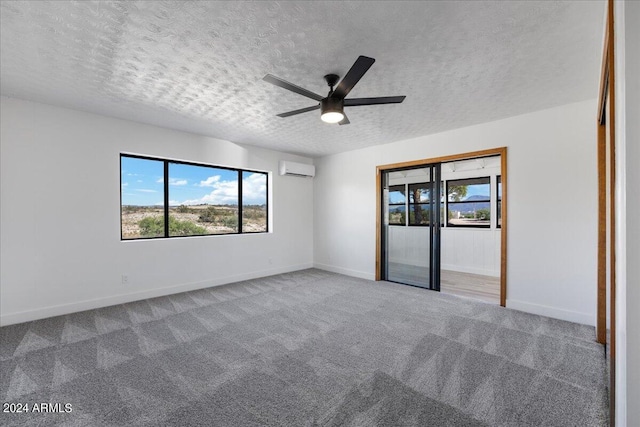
[321,97,344,115]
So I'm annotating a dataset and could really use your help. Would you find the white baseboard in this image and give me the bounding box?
[0,263,314,326]
[506,299,595,326]
[313,262,375,281]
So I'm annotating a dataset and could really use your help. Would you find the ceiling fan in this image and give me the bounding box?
[263,55,406,125]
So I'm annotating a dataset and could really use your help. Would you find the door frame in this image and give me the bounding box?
[596,0,615,424]
[375,147,508,307]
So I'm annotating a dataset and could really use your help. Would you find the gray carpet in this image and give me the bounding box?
[1,269,608,426]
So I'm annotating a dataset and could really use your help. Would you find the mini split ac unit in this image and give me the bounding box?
[279,160,315,178]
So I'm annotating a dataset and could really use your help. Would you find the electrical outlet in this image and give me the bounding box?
[121,274,129,285]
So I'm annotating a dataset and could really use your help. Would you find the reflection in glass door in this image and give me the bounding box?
[381,164,441,290]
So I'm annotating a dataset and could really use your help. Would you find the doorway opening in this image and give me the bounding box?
[376,148,507,306]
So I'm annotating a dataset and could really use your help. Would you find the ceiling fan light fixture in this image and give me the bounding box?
[321,111,344,123]
[320,98,344,124]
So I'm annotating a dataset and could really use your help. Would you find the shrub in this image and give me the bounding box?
[138,216,164,237]
[243,205,266,219]
[199,206,218,223]
[221,216,237,229]
[139,215,207,237]
[476,208,490,220]
[169,216,207,236]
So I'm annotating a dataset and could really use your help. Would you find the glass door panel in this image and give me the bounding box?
[382,165,441,290]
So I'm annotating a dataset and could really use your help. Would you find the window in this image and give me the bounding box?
[497,175,502,228]
[408,183,430,225]
[447,177,491,227]
[242,171,268,233]
[121,156,165,238]
[120,154,268,240]
[388,185,406,225]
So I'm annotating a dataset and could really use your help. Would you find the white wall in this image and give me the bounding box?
[615,1,639,425]
[314,99,597,325]
[0,96,314,325]
[441,228,501,276]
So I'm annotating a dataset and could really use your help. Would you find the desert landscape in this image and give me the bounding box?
[121,204,267,239]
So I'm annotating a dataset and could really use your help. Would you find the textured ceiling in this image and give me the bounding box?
[0,1,604,157]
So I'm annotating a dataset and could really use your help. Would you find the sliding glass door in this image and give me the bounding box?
[381,164,441,290]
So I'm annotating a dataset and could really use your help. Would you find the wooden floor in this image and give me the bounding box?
[387,262,500,304]
[440,270,500,304]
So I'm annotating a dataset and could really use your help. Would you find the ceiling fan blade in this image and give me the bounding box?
[344,96,406,106]
[276,104,320,118]
[263,74,324,101]
[338,114,350,125]
[331,56,375,100]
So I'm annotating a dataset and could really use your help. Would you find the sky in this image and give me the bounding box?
[121,157,267,206]
[449,182,490,201]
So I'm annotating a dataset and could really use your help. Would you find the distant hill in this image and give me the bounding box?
[449,195,490,213]
[464,195,490,201]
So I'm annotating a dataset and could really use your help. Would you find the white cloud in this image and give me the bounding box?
[157,177,187,186]
[199,175,221,187]
[136,189,157,193]
[121,182,129,187]
[170,173,267,206]
[183,179,238,205]
[242,173,267,204]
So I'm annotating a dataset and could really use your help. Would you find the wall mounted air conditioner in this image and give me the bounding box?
[279,160,315,178]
